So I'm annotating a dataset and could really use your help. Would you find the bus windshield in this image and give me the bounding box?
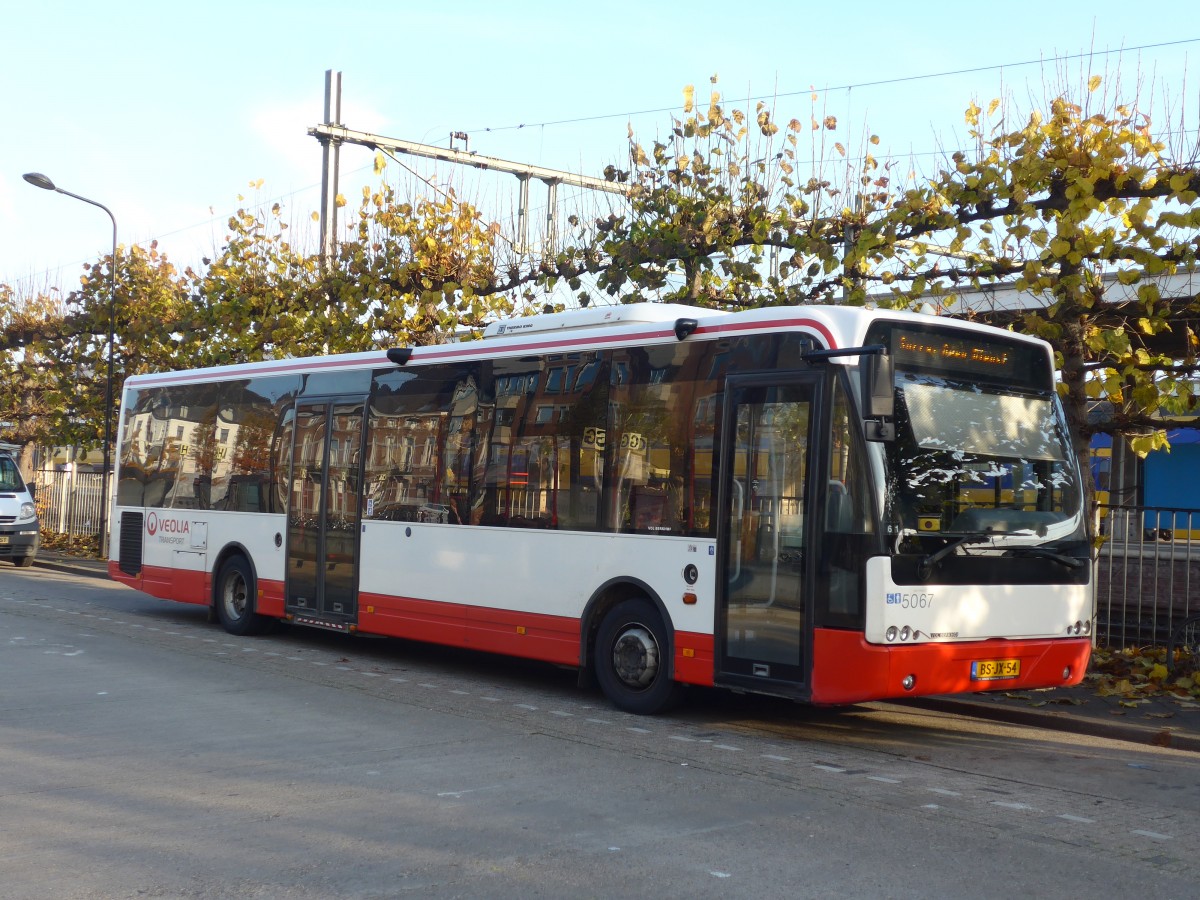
[867,324,1084,545]
[885,373,1081,539]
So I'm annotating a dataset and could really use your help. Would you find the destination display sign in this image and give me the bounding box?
[870,323,1051,391]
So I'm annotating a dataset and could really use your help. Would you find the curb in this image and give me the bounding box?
[32,556,109,580]
[901,695,1200,753]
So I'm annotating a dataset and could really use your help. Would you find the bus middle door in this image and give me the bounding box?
[285,397,366,627]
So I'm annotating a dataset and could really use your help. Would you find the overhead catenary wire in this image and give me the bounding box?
[14,37,1199,292]
[462,38,1200,135]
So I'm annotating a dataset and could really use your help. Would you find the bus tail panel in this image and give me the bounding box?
[110,562,209,607]
[809,628,1091,706]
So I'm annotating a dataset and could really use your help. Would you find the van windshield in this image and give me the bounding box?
[0,457,26,492]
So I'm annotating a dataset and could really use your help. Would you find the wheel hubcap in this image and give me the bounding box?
[611,624,659,689]
[223,574,247,620]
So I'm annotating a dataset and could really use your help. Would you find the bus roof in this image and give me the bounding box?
[123,303,1051,389]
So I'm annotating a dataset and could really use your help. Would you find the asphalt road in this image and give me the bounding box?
[3,566,1198,899]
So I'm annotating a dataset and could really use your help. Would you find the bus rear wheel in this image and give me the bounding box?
[595,598,682,715]
[215,556,273,636]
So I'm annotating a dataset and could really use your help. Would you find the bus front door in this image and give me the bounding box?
[717,377,817,694]
[285,398,365,626]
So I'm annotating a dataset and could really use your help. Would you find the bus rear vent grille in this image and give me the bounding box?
[119,512,143,576]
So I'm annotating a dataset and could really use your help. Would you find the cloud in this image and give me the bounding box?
[247,91,387,192]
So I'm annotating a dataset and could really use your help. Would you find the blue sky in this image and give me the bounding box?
[3,1,1197,297]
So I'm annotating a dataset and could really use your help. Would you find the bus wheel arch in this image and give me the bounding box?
[583,579,683,715]
[212,546,274,636]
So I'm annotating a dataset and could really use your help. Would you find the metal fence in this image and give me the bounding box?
[33,468,110,538]
[1096,505,1200,648]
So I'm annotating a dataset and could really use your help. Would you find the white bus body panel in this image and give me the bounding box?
[359,522,718,634]
[864,556,1092,643]
[137,510,289,586]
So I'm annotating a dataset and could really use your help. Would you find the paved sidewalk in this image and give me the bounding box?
[26,551,1200,752]
[904,684,1200,753]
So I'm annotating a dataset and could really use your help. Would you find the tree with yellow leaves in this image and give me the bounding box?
[867,77,1200,497]
[544,76,888,309]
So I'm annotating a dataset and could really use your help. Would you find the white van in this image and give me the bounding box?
[0,454,39,567]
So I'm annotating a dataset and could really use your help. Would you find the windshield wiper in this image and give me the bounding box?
[1005,546,1085,569]
[918,532,993,580]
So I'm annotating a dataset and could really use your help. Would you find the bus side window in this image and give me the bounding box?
[608,342,719,537]
[818,379,877,625]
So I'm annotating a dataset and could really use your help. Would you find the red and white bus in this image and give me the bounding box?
[109,303,1094,713]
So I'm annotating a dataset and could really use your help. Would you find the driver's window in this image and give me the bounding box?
[819,380,875,623]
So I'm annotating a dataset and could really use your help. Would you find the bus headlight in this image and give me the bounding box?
[886,626,898,642]
[899,626,912,642]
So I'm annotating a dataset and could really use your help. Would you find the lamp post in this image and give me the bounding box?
[23,172,117,559]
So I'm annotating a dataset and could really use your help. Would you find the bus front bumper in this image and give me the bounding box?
[810,627,1092,706]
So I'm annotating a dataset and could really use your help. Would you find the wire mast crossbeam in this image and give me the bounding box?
[308,123,631,253]
[309,74,629,257]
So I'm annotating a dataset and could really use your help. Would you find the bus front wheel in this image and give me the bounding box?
[595,598,682,715]
[215,556,273,636]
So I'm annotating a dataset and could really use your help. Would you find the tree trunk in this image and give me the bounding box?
[18,443,36,480]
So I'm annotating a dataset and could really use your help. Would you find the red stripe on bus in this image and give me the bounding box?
[466,605,580,665]
[698,316,837,348]
[808,628,1091,705]
[257,580,286,617]
[359,593,582,666]
[111,563,209,606]
[672,631,716,686]
[124,316,839,388]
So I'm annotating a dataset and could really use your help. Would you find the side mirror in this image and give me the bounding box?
[862,351,895,441]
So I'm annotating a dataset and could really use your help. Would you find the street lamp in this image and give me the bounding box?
[23,172,117,559]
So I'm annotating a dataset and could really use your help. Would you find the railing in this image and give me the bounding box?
[33,467,110,538]
[1096,505,1200,648]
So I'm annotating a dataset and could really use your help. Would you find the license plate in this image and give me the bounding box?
[971,658,1020,680]
[0,536,8,545]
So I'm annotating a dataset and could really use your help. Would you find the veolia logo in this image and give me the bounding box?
[146,513,190,538]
